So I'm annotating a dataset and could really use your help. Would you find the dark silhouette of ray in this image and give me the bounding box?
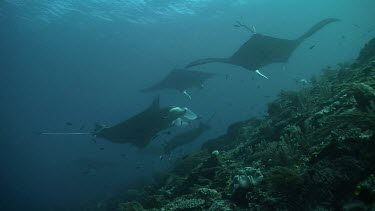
[163,113,216,154]
[186,18,340,77]
[94,96,198,148]
[36,97,199,148]
[141,69,216,99]
[163,122,209,154]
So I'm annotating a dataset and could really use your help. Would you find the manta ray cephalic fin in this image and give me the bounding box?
[183,90,192,99]
[255,70,269,79]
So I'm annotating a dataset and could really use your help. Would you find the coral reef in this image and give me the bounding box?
[100,37,375,210]
[232,167,263,191]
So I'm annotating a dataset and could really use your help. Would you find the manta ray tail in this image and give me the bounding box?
[185,58,229,68]
[35,132,92,135]
[296,18,341,43]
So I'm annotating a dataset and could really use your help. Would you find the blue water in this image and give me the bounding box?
[1,0,374,210]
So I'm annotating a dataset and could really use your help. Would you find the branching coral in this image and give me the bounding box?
[232,167,263,191]
[164,196,205,210]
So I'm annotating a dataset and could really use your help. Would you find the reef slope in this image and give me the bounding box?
[107,37,375,211]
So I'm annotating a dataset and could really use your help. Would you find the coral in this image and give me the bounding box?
[350,82,375,111]
[117,201,145,211]
[196,187,221,200]
[207,200,233,211]
[356,37,375,65]
[142,194,166,209]
[355,175,375,205]
[172,151,210,176]
[232,167,263,191]
[211,150,220,156]
[266,166,304,194]
[164,195,205,210]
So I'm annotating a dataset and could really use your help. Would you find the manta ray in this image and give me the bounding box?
[186,18,340,79]
[163,122,210,154]
[163,113,216,154]
[37,96,199,148]
[93,96,199,148]
[141,69,216,99]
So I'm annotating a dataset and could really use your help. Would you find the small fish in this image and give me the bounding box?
[65,122,73,126]
[120,153,127,157]
[309,44,316,50]
[182,154,189,160]
[162,131,172,135]
[159,155,163,160]
[99,147,104,150]
[233,24,240,27]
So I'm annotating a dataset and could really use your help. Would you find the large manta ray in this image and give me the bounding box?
[93,96,199,148]
[163,121,210,154]
[186,18,340,78]
[163,113,216,154]
[141,68,216,99]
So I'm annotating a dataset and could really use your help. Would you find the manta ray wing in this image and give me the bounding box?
[141,69,216,93]
[229,34,298,70]
[94,96,171,148]
[163,123,209,154]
